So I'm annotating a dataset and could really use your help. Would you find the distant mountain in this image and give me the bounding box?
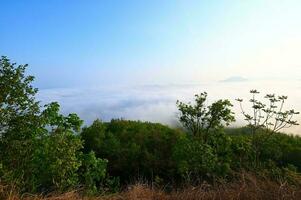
[220,76,248,83]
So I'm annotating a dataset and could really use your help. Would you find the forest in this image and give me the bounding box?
[1,56,301,199]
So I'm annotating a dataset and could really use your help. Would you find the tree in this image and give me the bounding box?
[236,90,300,165]
[0,56,103,193]
[172,137,217,182]
[0,56,41,191]
[79,151,108,195]
[33,102,84,192]
[0,56,41,135]
[176,92,235,140]
[81,119,183,183]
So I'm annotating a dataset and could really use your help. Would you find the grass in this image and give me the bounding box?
[1,173,301,200]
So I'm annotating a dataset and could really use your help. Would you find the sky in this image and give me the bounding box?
[1,1,301,133]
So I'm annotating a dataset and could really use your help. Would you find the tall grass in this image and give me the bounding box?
[1,173,301,200]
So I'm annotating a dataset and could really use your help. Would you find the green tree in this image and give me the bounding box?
[172,137,216,181]
[0,56,106,193]
[81,119,183,183]
[236,90,299,135]
[174,93,235,182]
[32,102,84,192]
[0,56,41,191]
[236,90,300,165]
[176,92,235,141]
[230,135,254,169]
[0,56,40,136]
[79,151,108,195]
[81,119,107,154]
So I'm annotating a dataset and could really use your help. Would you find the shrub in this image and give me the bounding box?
[79,151,107,195]
[33,131,83,192]
[172,136,217,182]
[81,119,184,183]
[230,135,254,169]
[173,131,232,182]
[236,90,299,165]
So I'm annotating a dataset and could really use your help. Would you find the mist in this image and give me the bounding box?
[37,79,301,134]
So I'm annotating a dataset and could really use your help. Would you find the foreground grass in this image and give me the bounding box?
[1,173,301,200]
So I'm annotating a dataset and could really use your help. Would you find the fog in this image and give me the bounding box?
[37,79,301,134]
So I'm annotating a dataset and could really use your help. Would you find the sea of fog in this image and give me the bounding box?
[37,80,301,135]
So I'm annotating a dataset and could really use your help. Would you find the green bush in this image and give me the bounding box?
[79,151,107,195]
[259,133,301,169]
[172,137,217,180]
[33,131,83,192]
[81,119,184,183]
[230,135,254,169]
[228,129,301,172]
[207,131,232,175]
[173,131,232,182]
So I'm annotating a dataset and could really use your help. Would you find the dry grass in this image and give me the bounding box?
[1,173,301,200]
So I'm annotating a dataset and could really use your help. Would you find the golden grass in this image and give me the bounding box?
[1,173,301,200]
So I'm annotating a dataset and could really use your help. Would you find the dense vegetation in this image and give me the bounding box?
[1,56,301,198]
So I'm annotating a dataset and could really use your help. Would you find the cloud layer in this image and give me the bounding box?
[37,80,301,134]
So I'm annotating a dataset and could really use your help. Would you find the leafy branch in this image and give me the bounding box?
[236,90,299,135]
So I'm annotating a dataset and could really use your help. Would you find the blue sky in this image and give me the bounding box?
[2,0,300,88]
[2,0,217,88]
[1,1,301,132]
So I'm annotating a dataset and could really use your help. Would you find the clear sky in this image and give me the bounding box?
[1,0,301,89]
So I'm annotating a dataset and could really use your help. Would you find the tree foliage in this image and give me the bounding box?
[0,57,106,193]
[81,119,184,183]
[176,92,235,140]
[236,90,300,165]
[236,90,299,135]
[0,56,39,137]
[0,56,42,191]
[79,151,108,195]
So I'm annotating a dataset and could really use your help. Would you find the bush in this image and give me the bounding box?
[228,129,301,172]
[81,119,184,183]
[173,137,217,181]
[79,151,107,195]
[258,133,301,170]
[230,135,254,169]
[173,131,232,182]
[33,131,83,192]
[207,131,232,175]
